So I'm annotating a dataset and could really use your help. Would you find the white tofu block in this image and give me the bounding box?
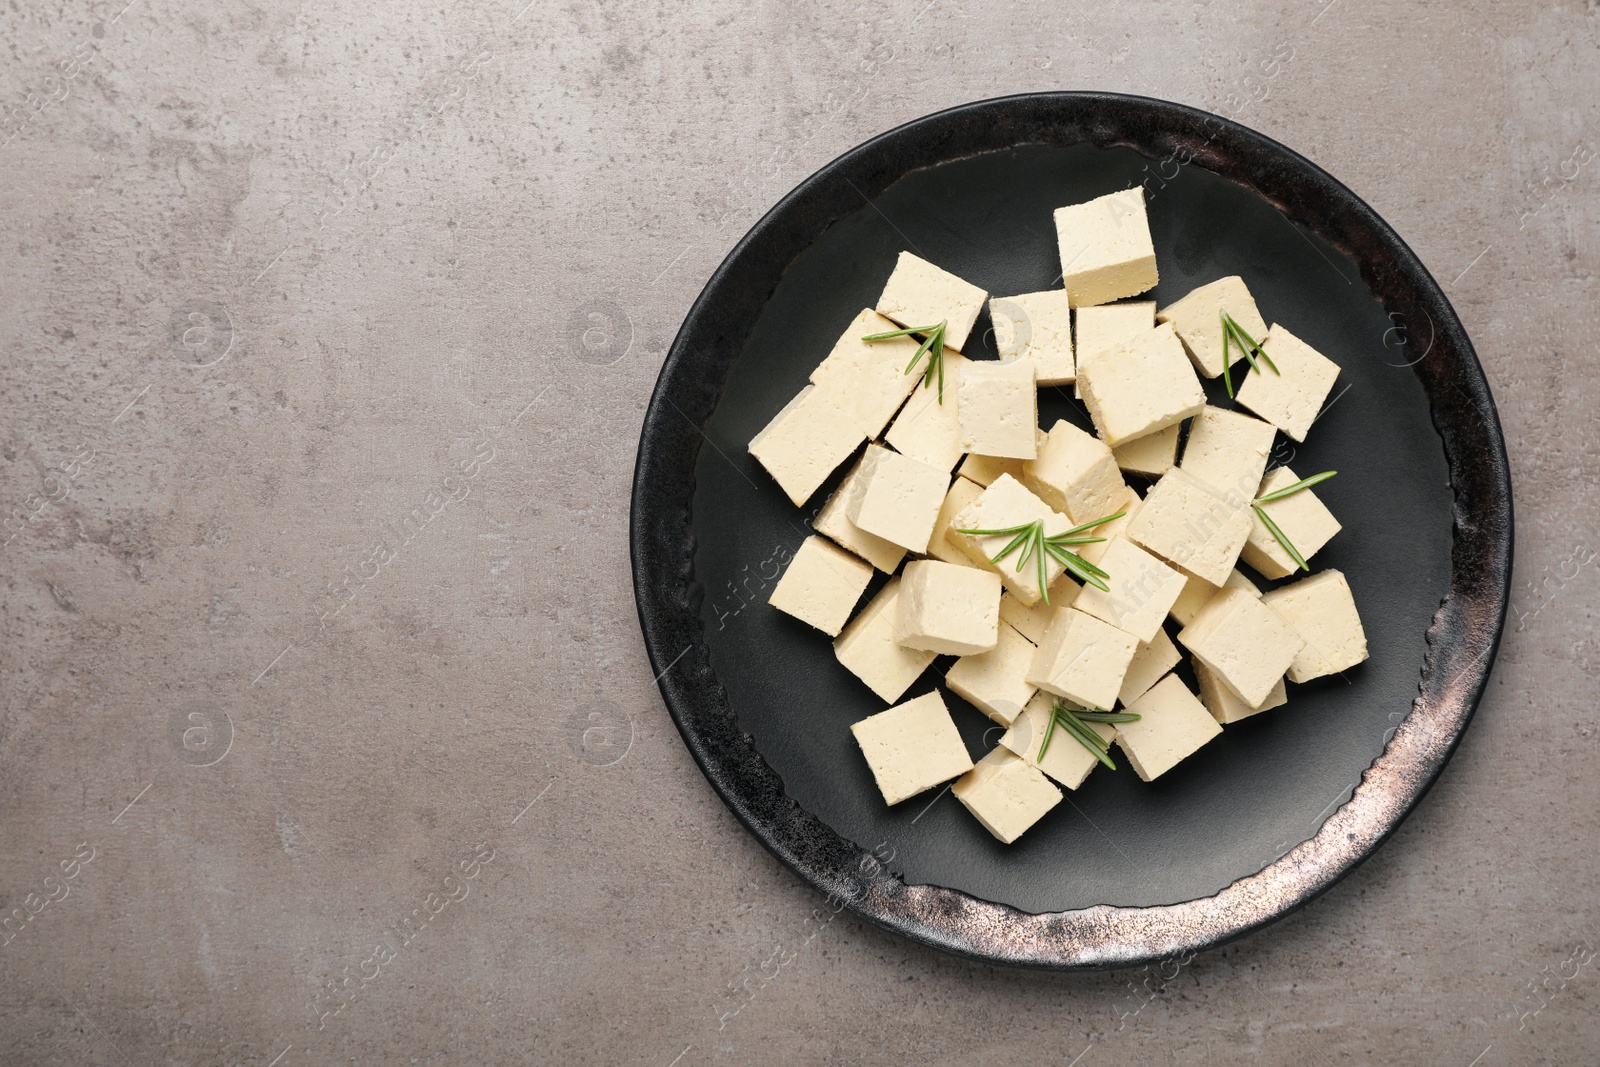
[809,309,927,437]
[997,573,1079,645]
[1074,300,1157,391]
[1118,627,1182,707]
[1023,418,1128,524]
[1026,607,1138,709]
[1115,674,1222,782]
[813,453,907,574]
[850,691,974,806]
[768,535,874,636]
[1070,535,1186,643]
[843,444,950,553]
[1077,323,1206,446]
[833,578,937,703]
[957,453,1026,487]
[1241,466,1343,579]
[885,350,971,472]
[1235,324,1341,443]
[1260,569,1369,683]
[1000,692,1117,790]
[875,251,988,352]
[1168,567,1260,627]
[748,385,867,506]
[1178,587,1303,707]
[1077,486,1142,568]
[957,360,1038,460]
[1156,275,1270,378]
[1113,422,1180,477]
[991,290,1074,385]
[1178,406,1277,499]
[1194,659,1287,724]
[896,559,1003,655]
[946,620,1039,725]
[925,475,986,567]
[1127,468,1253,585]
[951,747,1063,844]
[1053,188,1159,308]
[948,474,1071,606]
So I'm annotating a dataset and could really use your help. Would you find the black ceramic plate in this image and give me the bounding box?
[631,93,1511,969]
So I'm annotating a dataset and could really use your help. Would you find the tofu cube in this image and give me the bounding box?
[768,535,874,636]
[1241,466,1343,579]
[1118,627,1182,707]
[1127,468,1253,585]
[957,360,1038,460]
[1115,674,1223,782]
[896,559,1003,655]
[948,474,1071,606]
[884,351,971,472]
[1071,535,1186,643]
[810,309,927,437]
[1053,188,1159,308]
[1023,419,1128,524]
[833,578,938,703]
[1194,658,1287,724]
[1235,324,1341,442]
[1259,569,1369,682]
[946,620,1039,724]
[843,444,950,553]
[1156,275,1271,378]
[990,290,1074,385]
[1178,587,1304,707]
[1074,300,1157,392]
[1113,422,1180,477]
[813,453,907,574]
[951,747,1063,844]
[1178,406,1277,500]
[925,475,986,567]
[1026,607,1139,709]
[1000,692,1117,790]
[1077,322,1206,446]
[875,251,988,352]
[1169,567,1260,627]
[748,385,867,506]
[850,691,974,805]
[997,575,1078,645]
[957,431,1044,486]
[1077,486,1142,568]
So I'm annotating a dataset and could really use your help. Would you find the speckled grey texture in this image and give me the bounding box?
[1,1,1595,1063]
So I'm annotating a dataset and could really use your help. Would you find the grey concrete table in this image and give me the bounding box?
[1,1,1594,1063]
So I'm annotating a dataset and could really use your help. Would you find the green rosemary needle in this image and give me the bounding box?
[953,510,1123,602]
[1073,710,1143,724]
[1037,700,1139,768]
[1251,470,1335,571]
[1220,310,1277,398]
[1252,504,1308,572]
[862,320,948,403]
[1256,470,1337,502]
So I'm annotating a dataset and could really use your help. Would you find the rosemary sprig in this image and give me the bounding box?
[1219,310,1277,398]
[1037,700,1139,768]
[953,510,1123,601]
[862,320,948,403]
[1251,470,1336,571]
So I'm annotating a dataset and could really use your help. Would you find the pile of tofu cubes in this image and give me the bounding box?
[750,186,1369,845]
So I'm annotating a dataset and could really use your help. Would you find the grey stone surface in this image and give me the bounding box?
[1,0,1597,1063]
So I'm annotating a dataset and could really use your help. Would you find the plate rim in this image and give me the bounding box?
[629,90,1513,970]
